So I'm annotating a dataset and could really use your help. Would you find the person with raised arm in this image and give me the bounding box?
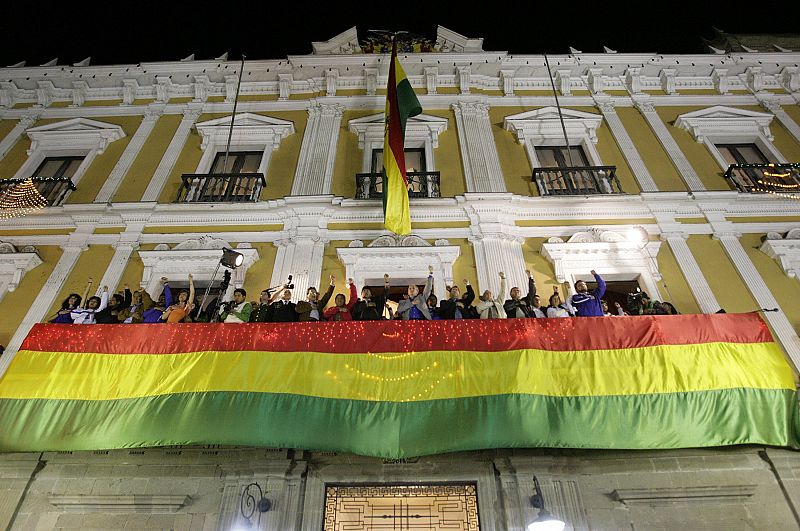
[570,270,606,317]
[297,274,336,322]
[323,278,358,322]
[504,269,538,318]
[267,284,297,323]
[546,286,574,318]
[162,275,195,323]
[396,266,434,320]
[49,278,93,323]
[439,279,478,320]
[476,271,507,319]
[353,274,390,321]
[71,283,109,325]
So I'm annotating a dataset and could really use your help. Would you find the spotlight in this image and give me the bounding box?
[220,247,244,269]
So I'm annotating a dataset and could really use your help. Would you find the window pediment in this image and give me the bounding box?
[504,107,603,144]
[348,113,448,149]
[0,242,42,302]
[674,106,775,142]
[25,117,125,155]
[761,229,800,278]
[194,112,295,151]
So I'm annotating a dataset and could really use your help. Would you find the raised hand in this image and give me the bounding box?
[160,277,168,284]
[330,274,336,284]
[347,277,354,285]
[428,265,434,274]
[499,271,505,279]
[590,270,597,276]
[103,285,109,292]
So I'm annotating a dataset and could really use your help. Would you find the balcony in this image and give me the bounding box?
[355,171,441,199]
[0,177,75,206]
[176,173,266,203]
[533,166,623,196]
[724,163,800,194]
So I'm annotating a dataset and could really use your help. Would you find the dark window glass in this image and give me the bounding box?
[370,148,426,175]
[210,151,262,174]
[716,143,769,165]
[32,156,84,179]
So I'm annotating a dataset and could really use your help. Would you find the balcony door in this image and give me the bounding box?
[30,156,83,205]
[369,148,429,196]
[194,151,263,201]
[536,145,600,194]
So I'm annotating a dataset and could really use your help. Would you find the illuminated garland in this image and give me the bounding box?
[0,178,48,219]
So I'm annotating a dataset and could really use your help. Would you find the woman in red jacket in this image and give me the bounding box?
[323,278,358,322]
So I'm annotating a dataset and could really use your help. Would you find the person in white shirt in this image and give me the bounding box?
[71,285,109,324]
[475,272,507,319]
[546,286,575,318]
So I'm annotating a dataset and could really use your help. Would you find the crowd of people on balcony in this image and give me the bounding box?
[47,267,679,326]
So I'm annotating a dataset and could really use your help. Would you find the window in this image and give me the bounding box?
[193,151,263,202]
[716,144,769,165]
[370,148,427,174]
[210,151,262,174]
[534,145,614,194]
[31,156,84,180]
[536,146,590,168]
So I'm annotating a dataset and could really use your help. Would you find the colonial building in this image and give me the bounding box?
[1,26,800,530]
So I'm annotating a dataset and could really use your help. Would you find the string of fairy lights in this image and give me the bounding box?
[0,178,48,220]
[733,163,800,200]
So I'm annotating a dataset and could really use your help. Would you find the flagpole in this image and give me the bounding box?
[543,53,576,167]
[222,54,246,172]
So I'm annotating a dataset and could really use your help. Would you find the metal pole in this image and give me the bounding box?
[199,260,222,322]
[222,54,246,172]
[543,53,576,168]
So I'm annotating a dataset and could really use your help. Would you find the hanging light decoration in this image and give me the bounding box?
[0,178,49,219]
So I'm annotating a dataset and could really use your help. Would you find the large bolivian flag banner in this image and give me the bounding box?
[0,313,798,458]
[382,40,422,235]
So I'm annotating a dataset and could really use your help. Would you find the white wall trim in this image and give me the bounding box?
[0,243,42,304]
[761,229,800,279]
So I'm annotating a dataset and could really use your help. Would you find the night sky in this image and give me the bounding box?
[2,2,798,67]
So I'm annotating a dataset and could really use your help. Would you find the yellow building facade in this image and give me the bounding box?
[2,26,800,530]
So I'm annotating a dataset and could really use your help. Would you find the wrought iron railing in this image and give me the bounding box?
[723,163,800,194]
[176,173,266,203]
[533,166,623,196]
[355,171,441,199]
[0,176,75,206]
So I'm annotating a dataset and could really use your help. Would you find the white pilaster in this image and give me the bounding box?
[96,242,138,296]
[290,101,344,196]
[95,106,163,204]
[0,112,38,162]
[595,98,659,192]
[141,105,203,202]
[663,232,720,313]
[469,234,526,296]
[0,244,84,376]
[759,98,800,146]
[269,236,327,303]
[633,97,706,191]
[452,101,506,193]
[716,233,800,370]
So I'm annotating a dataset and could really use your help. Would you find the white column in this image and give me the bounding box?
[290,101,344,196]
[0,245,84,376]
[595,98,659,192]
[95,242,138,295]
[663,232,720,313]
[716,232,800,370]
[95,106,163,203]
[452,101,506,193]
[141,105,202,202]
[270,236,326,302]
[633,97,706,191]
[760,98,800,146]
[469,234,526,295]
[0,112,38,162]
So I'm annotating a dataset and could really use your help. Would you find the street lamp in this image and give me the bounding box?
[527,476,565,531]
[237,482,271,529]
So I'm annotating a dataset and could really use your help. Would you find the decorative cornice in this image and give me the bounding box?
[49,495,192,513]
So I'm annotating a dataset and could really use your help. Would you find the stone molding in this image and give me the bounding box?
[193,112,295,176]
[452,101,506,193]
[541,228,663,300]
[138,237,259,297]
[674,105,776,143]
[761,229,800,278]
[348,112,447,173]
[49,495,192,513]
[25,117,125,156]
[291,101,345,196]
[0,243,42,302]
[612,485,756,506]
[337,237,460,301]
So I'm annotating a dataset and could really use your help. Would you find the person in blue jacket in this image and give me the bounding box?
[570,270,606,317]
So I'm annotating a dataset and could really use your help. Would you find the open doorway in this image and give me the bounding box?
[364,278,430,319]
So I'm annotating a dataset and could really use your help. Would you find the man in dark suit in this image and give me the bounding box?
[504,269,538,318]
[268,288,298,322]
[249,289,273,323]
[439,280,477,320]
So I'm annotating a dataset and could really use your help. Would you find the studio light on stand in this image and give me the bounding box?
[199,247,244,322]
[528,476,565,531]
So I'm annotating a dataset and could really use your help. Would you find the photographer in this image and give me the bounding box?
[219,288,252,323]
[268,287,297,322]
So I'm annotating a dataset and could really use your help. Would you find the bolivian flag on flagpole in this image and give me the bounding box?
[383,39,422,235]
